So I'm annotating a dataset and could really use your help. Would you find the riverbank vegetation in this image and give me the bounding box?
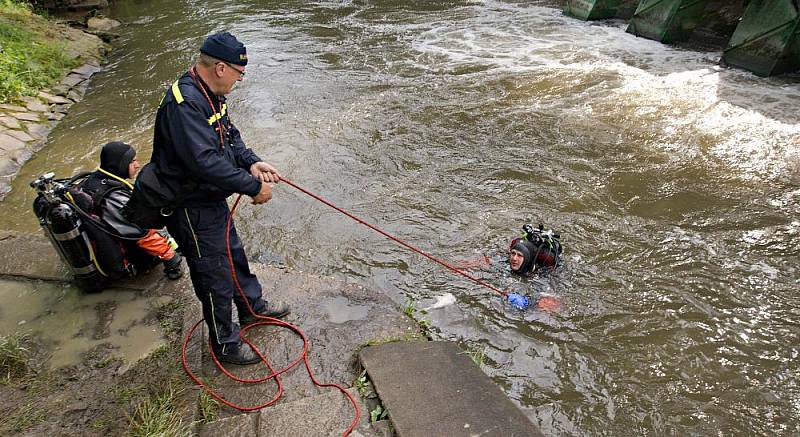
[0,0,81,103]
[0,332,30,383]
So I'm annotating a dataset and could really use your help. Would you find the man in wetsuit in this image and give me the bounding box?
[76,141,183,280]
[151,31,289,365]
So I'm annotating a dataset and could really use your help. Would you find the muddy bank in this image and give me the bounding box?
[0,231,423,436]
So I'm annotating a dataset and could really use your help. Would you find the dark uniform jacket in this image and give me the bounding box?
[152,70,262,205]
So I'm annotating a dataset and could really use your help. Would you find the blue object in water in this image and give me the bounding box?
[507,293,530,310]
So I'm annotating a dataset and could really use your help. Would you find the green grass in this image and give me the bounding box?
[196,392,219,424]
[461,344,486,367]
[127,384,191,437]
[0,401,47,434]
[0,0,81,103]
[0,332,29,383]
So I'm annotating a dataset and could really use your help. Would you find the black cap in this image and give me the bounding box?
[200,31,248,66]
[100,141,136,179]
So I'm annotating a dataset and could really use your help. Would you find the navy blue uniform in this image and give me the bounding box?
[152,70,267,355]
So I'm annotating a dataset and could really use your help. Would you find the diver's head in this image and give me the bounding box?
[100,141,137,179]
[509,238,535,274]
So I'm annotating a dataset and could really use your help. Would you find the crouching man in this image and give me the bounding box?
[73,141,184,280]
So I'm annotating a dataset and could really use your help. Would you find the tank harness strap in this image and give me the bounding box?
[96,167,133,190]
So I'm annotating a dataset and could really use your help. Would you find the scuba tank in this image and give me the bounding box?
[521,223,562,269]
[31,173,108,293]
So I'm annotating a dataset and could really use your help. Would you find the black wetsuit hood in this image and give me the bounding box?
[510,239,536,275]
[100,141,135,179]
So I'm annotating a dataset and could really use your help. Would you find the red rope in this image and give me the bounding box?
[181,195,361,436]
[279,176,508,298]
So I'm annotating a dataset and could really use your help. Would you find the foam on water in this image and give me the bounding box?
[408,2,800,181]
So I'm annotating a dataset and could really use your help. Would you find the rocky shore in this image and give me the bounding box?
[0,7,113,199]
[0,63,103,198]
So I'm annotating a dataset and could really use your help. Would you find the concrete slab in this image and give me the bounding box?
[0,231,70,281]
[359,341,542,437]
[257,388,371,437]
[191,264,421,418]
[198,412,258,437]
[0,231,169,291]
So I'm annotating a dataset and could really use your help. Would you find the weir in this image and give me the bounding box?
[563,0,622,20]
[562,0,800,76]
[722,0,800,76]
[626,0,708,43]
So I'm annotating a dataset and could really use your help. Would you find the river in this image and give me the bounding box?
[2,0,798,434]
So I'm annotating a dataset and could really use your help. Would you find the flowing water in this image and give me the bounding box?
[1,0,798,434]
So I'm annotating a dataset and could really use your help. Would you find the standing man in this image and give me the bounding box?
[152,31,289,365]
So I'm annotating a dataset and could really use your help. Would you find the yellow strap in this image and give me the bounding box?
[86,237,109,277]
[172,80,184,104]
[207,103,227,125]
[97,167,134,190]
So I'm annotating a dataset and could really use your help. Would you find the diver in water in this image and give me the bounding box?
[453,223,563,311]
[506,224,562,311]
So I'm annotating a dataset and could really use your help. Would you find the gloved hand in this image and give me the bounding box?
[507,293,530,310]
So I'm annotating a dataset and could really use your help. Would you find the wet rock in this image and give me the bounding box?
[71,63,102,77]
[25,99,50,113]
[67,90,83,102]
[0,157,16,177]
[47,112,66,121]
[24,122,53,140]
[5,129,34,143]
[62,74,86,88]
[0,116,21,130]
[11,112,40,122]
[0,132,26,151]
[9,148,33,164]
[53,104,72,114]
[87,17,120,32]
[89,30,120,43]
[0,104,28,112]
[38,91,72,105]
[50,84,72,97]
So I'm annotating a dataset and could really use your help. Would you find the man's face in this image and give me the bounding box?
[216,61,245,95]
[128,157,140,179]
[509,249,525,271]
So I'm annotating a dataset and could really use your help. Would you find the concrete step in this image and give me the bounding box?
[184,263,422,425]
[197,388,374,437]
[359,341,543,437]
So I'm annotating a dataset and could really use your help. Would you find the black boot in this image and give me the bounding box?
[217,342,260,365]
[239,300,290,325]
[163,253,184,280]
